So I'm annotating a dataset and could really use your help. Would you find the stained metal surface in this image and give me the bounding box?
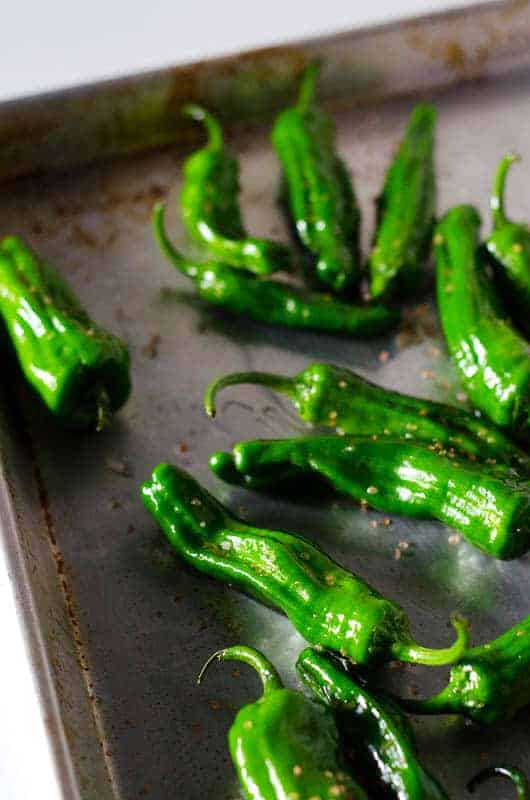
[1,3,530,799]
[2,1,530,181]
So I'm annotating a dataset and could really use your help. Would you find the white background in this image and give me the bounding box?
[0,2,489,798]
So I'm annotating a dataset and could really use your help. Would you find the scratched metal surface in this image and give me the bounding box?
[2,4,530,799]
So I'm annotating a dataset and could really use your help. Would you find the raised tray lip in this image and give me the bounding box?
[0,1,527,798]
[0,0,505,111]
[1,0,527,183]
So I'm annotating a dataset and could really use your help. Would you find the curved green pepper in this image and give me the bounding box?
[141,463,468,667]
[401,614,530,724]
[198,645,368,800]
[468,766,529,799]
[209,435,530,559]
[180,105,291,275]
[485,153,530,335]
[369,104,436,300]
[153,203,397,336]
[0,236,130,431]
[272,61,361,294]
[435,204,530,436]
[203,362,530,473]
[296,647,448,799]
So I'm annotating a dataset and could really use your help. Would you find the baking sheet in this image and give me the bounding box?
[2,3,530,798]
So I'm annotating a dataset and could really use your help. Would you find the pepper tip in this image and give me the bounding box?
[182,103,206,122]
[468,765,529,798]
[197,649,227,685]
[95,386,112,433]
[393,613,469,667]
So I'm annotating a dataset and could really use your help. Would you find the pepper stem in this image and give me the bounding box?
[491,152,521,229]
[468,766,529,799]
[392,614,469,667]
[204,371,295,418]
[95,386,112,433]
[398,683,455,716]
[183,104,224,150]
[297,60,322,110]
[152,202,197,279]
[197,646,283,696]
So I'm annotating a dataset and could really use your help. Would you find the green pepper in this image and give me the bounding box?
[296,647,448,799]
[141,463,468,667]
[153,203,397,336]
[272,61,361,295]
[209,434,530,560]
[435,204,530,437]
[0,236,130,431]
[401,614,530,724]
[203,362,530,473]
[468,766,529,799]
[484,153,530,335]
[369,104,436,300]
[198,645,368,800]
[180,105,291,275]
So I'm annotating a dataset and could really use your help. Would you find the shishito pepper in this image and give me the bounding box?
[272,61,361,294]
[180,105,291,275]
[203,362,530,473]
[401,614,530,724]
[468,766,529,799]
[297,647,448,799]
[141,463,468,667]
[485,153,530,336]
[198,645,368,800]
[209,435,530,559]
[435,205,530,437]
[369,104,436,300]
[153,202,397,336]
[0,236,130,431]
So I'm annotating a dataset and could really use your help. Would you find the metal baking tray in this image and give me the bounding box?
[2,2,530,797]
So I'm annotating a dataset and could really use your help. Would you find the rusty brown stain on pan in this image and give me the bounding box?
[17,410,117,788]
[406,29,494,78]
[404,4,530,78]
[501,0,530,20]
[164,45,308,132]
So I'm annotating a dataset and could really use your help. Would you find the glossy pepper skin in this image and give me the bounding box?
[468,766,529,799]
[153,202,397,336]
[272,61,361,294]
[369,104,436,300]
[141,463,468,667]
[296,648,448,799]
[204,362,530,473]
[485,153,530,335]
[180,105,291,275]
[0,236,130,431]
[402,614,530,724]
[209,435,530,560]
[435,205,530,437]
[198,646,368,800]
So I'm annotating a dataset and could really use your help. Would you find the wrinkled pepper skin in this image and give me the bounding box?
[469,766,529,799]
[141,463,468,667]
[209,435,530,559]
[198,646,368,800]
[272,61,361,294]
[297,648,448,800]
[204,362,530,473]
[153,203,397,336]
[435,205,530,437]
[402,614,530,724]
[180,105,291,275]
[369,105,436,300]
[485,153,530,336]
[0,236,130,431]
